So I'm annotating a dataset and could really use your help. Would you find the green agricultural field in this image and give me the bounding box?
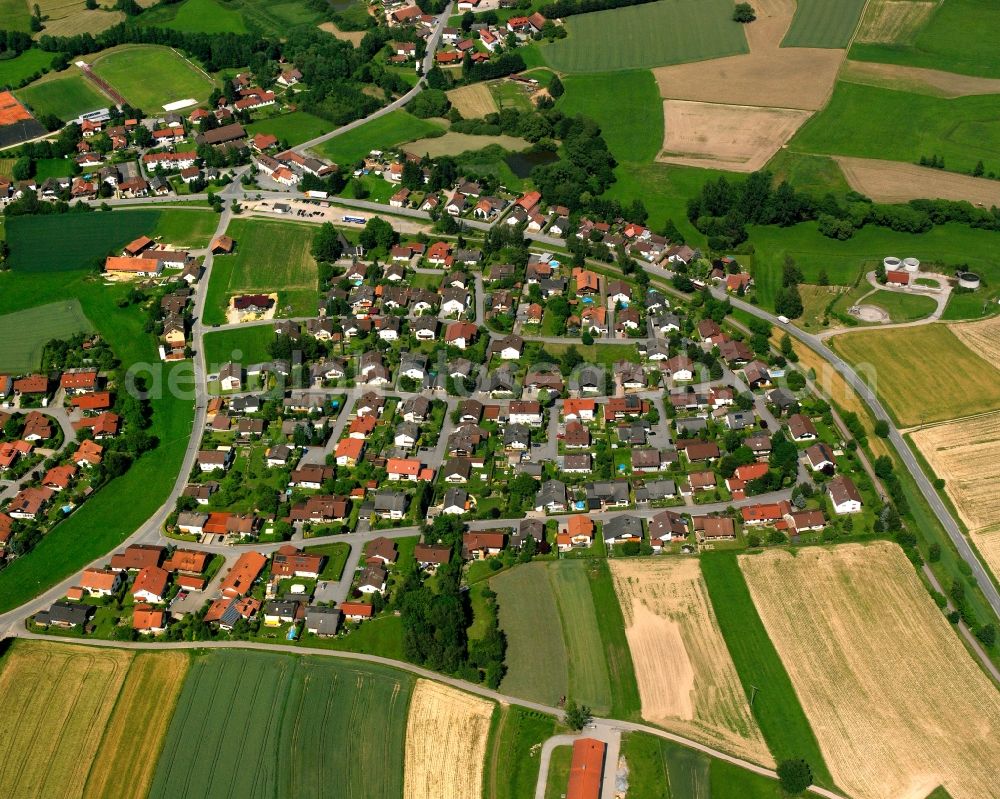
[317,110,446,165]
[748,222,1000,310]
[832,323,1000,426]
[781,0,868,48]
[149,650,412,799]
[790,81,1000,175]
[865,289,937,322]
[700,552,832,786]
[548,560,612,714]
[494,562,568,706]
[140,0,249,33]
[204,218,319,324]
[557,71,662,164]
[202,325,274,369]
[246,112,332,147]
[0,49,59,88]
[0,259,193,612]
[483,706,557,799]
[623,733,786,799]
[586,560,641,719]
[90,45,216,111]
[849,0,1000,79]
[5,210,161,271]
[541,0,748,73]
[0,0,33,32]
[0,299,93,373]
[16,74,107,121]
[765,150,850,198]
[150,208,219,248]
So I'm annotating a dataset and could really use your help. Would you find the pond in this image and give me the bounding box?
[505,149,559,178]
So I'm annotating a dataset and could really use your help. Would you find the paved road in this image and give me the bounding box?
[296,10,450,156]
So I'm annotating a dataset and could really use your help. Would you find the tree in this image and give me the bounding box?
[973,160,985,177]
[359,216,396,252]
[874,419,890,438]
[564,699,591,730]
[733,3,756,23]
[548,74,564,98]
[776,759,813,794]
[774,284,803,319]
[312,222,343,262]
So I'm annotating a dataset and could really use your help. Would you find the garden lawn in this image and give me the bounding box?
[0,49,59,87]
[16,74,107,121]
[849,0,1000,79]
[0,299,93,373]
[317,110,446,165]
[246,111,331,147]
[832,323,1000,426]
[748,222,1000,310]
[204,218,318,324]
[781,0,868,48]
[483,706,557,799]
[700,552,832,786]
[90,45,215,111]
[308,542,351,580]
[540,0,748,73]
[149,650,412,799]
[202,325,273,370]
[865,289,937,322]
[790,81,1000,174]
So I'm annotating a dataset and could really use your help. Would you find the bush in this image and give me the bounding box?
[776,759,812,794]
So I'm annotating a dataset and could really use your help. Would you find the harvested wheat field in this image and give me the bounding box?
[318,21,366,45]
[447,83,498,118]
[659,100,811,172]
[654,0,842,111]
[741,543,1000,799]
[610,558,772,765]
[404,679,494,799]
[83,651,189,799]
[854,0,937,45]
[835,156,1000,205]
[910,412,1000,572]
[38,9,125,37]
[0,641,132,798]
[842,60,1000,98]
[950,314,1000,370]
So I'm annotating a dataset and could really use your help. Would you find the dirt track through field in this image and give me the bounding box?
[741,544,1000,799]
[842,59,1000,97]
[404,680,493,799]
[659,100,811,172]
[835,156,1000,205]
[609,558,772,766]
[653,0,842,111]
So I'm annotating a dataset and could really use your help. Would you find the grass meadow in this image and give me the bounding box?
[0,211,199,611]
[623,732,785,799]
[0,0,33,32]
[317,110,446,165]
[849,0,1000,79]
[700,552,832,786]
[149,650,412,799]
[204,217,318,324]
[865,289,937,322]
[16,73,107,120]
[90,45,216,111]
[0,49,59,88]
[748,222,1000,310]
[141,0,249,33]
[246,111,332,147]
[540,0,747,73]
[790,80,1000,174]
[482,706,557,799]
[832,323,1000,426]
[781,0,868,48]
[0,298,93,372]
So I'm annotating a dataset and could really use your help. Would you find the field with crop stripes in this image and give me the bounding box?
[781,0,867,48]
[148,650,412,799]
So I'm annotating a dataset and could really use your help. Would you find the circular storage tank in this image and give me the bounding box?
[903,257,920,272]
[959,272,981,290]
[884,256,902,271]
